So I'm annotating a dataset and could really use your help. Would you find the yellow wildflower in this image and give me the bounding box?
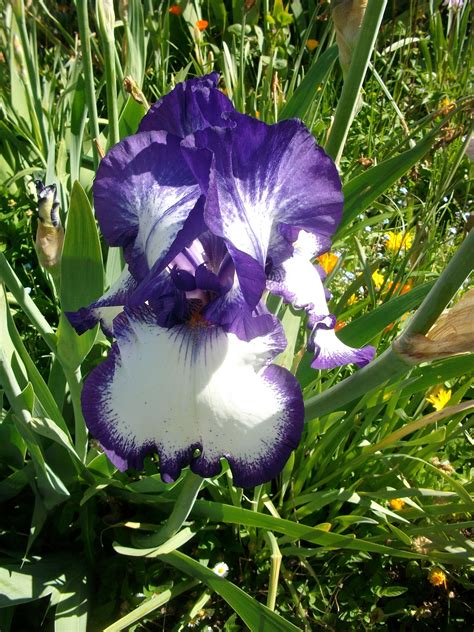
[428,567,447,589]
[306,38,319,51]
[371,269,385,289]
[389,498,405,511]
[385,231,414,252]
[439,97,455,115]
[426,385,451,411]
[317,252,339,275]
[347,294,358,305]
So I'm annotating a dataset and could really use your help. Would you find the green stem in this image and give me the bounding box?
[97,1,120,148]
[153,471,203,545]
[239,11,247,113]
[0,253,57,354]
[263,531,282,611]
[65,366,88,462]
[76,0,101,168]
[304,230,474,421]
[325,0,387,162]
[402,228,474,337]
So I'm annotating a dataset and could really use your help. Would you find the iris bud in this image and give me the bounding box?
[34,181,64,276]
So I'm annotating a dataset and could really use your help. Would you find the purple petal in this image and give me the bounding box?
[267,231,375,369]
[138,73,236,138]
[66,266,137,337]
[93,131,202,282]
[185,116,343,308]
[311,328,376,369]
[81,306,303,487]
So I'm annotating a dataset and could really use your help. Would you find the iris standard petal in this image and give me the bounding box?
[81,306,303,487]
[138,73,236,137]
[267,231,375,369]
[66,266,137,336]
[93,131,203,282]
[185,116,343,308]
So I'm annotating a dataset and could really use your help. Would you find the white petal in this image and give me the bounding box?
[82,308,303,487]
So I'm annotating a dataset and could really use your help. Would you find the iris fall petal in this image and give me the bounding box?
[82,305,304,487]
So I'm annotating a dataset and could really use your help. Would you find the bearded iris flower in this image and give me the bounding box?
[67,74,374,487]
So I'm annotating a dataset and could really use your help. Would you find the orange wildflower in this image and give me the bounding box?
[195,19,208,30]
[306,39,319,51]
[334,321,346,332]
[387,279,413,295]
[317,252,339,275]
[169,5,182,15]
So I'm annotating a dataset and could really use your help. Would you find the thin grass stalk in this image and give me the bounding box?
[13,0,48,152]
[76,0,101,169]
[97,0,120,148]
[304,228,474,420]
[239,10,247,112]
[325,0,387,162]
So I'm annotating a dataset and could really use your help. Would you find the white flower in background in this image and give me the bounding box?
[212,562,229,578]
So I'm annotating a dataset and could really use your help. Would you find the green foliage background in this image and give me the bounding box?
[0,0,472,630]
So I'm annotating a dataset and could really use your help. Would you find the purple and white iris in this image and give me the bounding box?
[67,74,375,487]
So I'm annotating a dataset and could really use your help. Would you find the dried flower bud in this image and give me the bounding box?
[394,289,474,362]
[123,76,149,110]
[331,0,368,77]
[34,181,64,275]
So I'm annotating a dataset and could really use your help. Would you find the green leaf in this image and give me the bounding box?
[102,579,198,632]
[159,551,301,632]
[337,282,434,347]
[0,411,26,469]
[279,45,338,120]
[210,0,227,32]
[378,585,408,598]
[275,306,302,370]
[338,129,438,237]
[57,181,104,369]
[114,525,198,557]
[0,555,88,630]
[396,355,474,397]
[118,96,146,139]
[1,285,69,434]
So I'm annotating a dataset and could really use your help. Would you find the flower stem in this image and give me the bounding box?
[304,230,474,420]
[263,531,282,611]
[325,0,388,163]
[64,366,88,462]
